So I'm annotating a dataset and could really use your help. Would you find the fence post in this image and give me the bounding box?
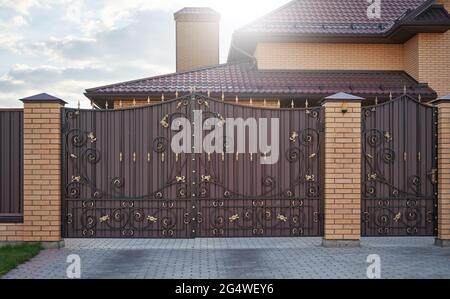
[321,93,363,247]
[434,94,450,247]
[20,93,66,248]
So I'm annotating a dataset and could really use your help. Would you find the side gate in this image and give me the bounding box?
[61,94,324,238]
[361,94,438,236]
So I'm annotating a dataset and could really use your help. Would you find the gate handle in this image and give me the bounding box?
[429,168,438,184]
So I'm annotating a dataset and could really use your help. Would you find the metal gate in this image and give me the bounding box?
[62,94,323,238]
[361,94,437,236]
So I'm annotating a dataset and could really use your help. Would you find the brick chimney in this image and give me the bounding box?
[174,7,220,72]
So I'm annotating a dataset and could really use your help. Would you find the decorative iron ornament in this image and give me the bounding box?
[62,93,323,238]
[361,94,437,237]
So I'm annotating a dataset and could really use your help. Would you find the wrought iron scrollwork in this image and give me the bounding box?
[62,93,323,238]
[362,95,437,237]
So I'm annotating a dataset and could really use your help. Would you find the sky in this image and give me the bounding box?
[0,0,291,108]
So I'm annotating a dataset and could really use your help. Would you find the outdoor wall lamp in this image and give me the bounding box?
[341,102,348,113]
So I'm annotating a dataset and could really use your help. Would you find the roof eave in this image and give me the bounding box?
[227,21,450,63]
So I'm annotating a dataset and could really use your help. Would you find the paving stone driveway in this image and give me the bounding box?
[2,237,450,279]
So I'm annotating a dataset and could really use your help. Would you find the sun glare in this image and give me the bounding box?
[212,0,289,28]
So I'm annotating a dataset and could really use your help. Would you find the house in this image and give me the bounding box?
[84,0,450,109]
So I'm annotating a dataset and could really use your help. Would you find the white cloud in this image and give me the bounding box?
[0,62,172,108]
[0,0,40,15]
[0,0,290,108]
[0,15,28,30]
[17,9,176,69]
[0,34,22,51]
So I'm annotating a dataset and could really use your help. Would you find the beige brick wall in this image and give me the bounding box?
[113,99,162,108]
[255,42,405,71]
[114,98,280,109]
[176,21,219,72]
[323,101,361,240]
[436,101,450,240]
[416,32,450,97]
[404,35,419,80]
[438,0,450,11]
[0,102,63,242]
[255,30,450,97]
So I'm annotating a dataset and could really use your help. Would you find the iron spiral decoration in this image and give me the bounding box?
[62,94,323,238]
[361,95,437,237]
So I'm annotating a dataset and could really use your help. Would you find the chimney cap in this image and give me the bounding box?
[174,7,220,21]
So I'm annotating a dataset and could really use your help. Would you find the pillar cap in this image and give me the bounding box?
[431,94,450,105]
[321,92,365,104]
[174,7,220,22]
[19,93,67,105]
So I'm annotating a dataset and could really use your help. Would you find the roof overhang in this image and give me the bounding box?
[228,3,450,62]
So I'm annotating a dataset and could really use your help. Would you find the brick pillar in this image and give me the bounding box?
[434,95,450,247]
[1,94,66,248]
[321,93,363,247]
[0,94,66,248]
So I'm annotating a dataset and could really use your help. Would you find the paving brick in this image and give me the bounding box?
[3,238,449,279]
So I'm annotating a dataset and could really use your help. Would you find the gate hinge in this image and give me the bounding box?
[319,122,325,133]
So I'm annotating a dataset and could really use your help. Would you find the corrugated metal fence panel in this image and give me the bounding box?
[361,96,437,236]
[62,95,323,238]
[0,109,23,223]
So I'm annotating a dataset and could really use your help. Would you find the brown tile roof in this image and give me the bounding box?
[237,0,430,35]
[228,1,450,62]
[85,63,436,101]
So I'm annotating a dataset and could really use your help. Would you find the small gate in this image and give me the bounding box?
[62,94,323,238]
[361,94,437,236]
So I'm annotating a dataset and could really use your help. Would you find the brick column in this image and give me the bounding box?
[434,95,450,247]
[321,93,363,247]
[0,93,66,248]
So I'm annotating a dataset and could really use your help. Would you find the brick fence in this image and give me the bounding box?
[0,94,66,248]
[1,93,450,248]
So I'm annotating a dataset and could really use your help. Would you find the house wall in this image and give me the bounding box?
[113,98,280,109]
[255,42,405,71]
[416,32,450,97]
[255,30,450,97]
[404,35,420,80]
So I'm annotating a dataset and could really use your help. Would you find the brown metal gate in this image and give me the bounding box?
[62,94,323,238]
[361,94,437,236]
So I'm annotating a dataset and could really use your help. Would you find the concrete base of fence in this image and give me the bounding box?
[434,238,450,247]
[322,239,361,248]
[0,240,65,249]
